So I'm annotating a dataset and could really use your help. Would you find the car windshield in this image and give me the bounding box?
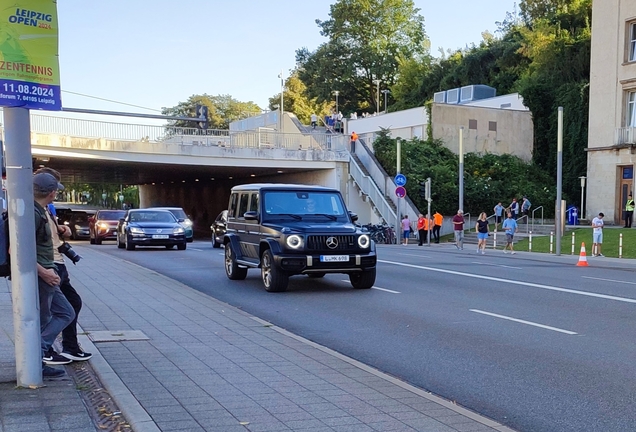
[166,209,187,219]
[72,213,89,223]
[263,191,346,217]
[98,211,126,220]
[129,211,176,223]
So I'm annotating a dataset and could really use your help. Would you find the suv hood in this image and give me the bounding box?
[262,221,359,234]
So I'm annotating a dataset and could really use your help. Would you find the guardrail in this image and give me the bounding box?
[531,206,544,231]
[349,157,398,229]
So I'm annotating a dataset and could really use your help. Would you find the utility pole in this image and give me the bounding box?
[556,107,564,256]
[382,89,390,113]
[333,90,339,114]
[4,107,43,387]
[278,70,284,135]
[459,126,464,212]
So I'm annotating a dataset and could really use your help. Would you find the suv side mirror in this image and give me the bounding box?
[349,211,358,222]
[244,211,259,221]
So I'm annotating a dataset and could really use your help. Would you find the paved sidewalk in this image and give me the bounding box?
[1,246,517,432]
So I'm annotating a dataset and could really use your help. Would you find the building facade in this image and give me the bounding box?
[587,0,636,223]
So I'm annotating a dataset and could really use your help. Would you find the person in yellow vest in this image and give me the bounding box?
[432,211,443,243]
[625,194,634,228]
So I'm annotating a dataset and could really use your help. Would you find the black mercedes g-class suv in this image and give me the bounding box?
[223,184,377,292]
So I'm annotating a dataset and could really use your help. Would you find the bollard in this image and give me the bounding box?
[493,231,497,250]
[619,233,623,259]
[550,232,554,254]
[529,231,532,252]
[571,232,575,255]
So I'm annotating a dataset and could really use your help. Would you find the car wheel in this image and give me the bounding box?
[225,243,247,280]
[117,234,125,249]
[125,235,135,251]
[349,268,376,289]
[89,231,95,245]
[212,236,221,248]
[177,242,186,250]
[261,249,288,292]
[95,237,102,245]
[165,245,175,249]
[307,273,326,278]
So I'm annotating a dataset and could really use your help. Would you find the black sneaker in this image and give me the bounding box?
[43,351,72,365]
[61,348,92,362]
[42,364,65,378]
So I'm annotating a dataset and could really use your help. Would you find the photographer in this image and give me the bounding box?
[35,168,92,363]
[33,173,76,377]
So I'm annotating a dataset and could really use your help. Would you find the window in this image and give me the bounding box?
[238,193,249,218]
[249,193,259,212]
[468,119,477,130]
[630,22,636,63]
[628,91,636,127]
[228,193,238,218]
[489,121,497,132]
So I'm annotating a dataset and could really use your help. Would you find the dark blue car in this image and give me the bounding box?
[116,209,187,251]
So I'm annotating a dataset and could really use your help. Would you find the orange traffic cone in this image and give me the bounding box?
[576,242,589,267]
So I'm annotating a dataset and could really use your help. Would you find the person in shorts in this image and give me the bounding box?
[401,215,411,245]
[592,212,604,257]
[475,212,490,254]
[502,212,518,254]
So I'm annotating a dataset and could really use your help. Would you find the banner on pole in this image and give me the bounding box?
[0,0,61,110]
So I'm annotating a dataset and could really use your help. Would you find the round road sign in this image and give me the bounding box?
[395,174,407,186]
[395,186,406,198]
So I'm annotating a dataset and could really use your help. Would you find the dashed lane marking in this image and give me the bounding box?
[470,309,578,335]
[582,276,636,286]
[340,280,400,293]
[470,261,523,270]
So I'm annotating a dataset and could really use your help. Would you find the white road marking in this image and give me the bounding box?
[582,276,636,286]
[340,280,400,293]
[398,253,432,258]
[189,248,204,252]
[470,309,578,335]
[471,261,523,270]
[378,259,636,304]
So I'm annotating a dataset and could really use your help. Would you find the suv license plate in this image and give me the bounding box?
[320,255,349,262]
[152,234,169,239]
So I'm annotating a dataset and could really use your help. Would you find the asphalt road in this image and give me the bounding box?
[74,239,636,432]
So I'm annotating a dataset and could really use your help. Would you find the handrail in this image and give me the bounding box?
[516,215,529,233]
[463,213,471,232]
[531,206,544,232]
[348,156,398,229]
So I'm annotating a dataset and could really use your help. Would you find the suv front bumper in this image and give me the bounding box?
[275,251,376,274]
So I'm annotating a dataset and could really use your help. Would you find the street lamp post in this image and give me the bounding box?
[278,70,284,134]
[333,90,339,113]
[579,176,587,220]
[382,89,390,113]
[459,126,464,212]
[372,79,381,114]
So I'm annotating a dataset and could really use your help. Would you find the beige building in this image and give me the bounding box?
[587,0,636,223]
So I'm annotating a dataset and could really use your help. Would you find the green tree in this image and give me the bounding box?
[268,71,332,124]
[296,0,429,114]
[162,94,261,130]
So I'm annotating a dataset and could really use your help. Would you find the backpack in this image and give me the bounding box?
[0,206,48,278]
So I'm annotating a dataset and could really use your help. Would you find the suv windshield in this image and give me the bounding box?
[166,209,187,220]
[263,191,346,218]
[98,211,126,220]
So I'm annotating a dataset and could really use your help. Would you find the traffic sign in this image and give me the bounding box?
[394,174,407,186]
[395,186,406,198]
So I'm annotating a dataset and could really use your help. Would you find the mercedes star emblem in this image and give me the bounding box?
[326,237,338,249]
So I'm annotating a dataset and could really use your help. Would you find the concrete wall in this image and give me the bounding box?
[463,93,528,111]
[586,0,636,223]
[431,103,533,161]
[345,107,428,138]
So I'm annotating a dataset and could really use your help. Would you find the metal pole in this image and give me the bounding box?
[397,138,401,229]
[620,233,623,258]
[556,107,563,256]
[459,127,464,211]
[426,178,431,246]
[373,80,380,115]
[279,70,284,135]
[4,107,43,387]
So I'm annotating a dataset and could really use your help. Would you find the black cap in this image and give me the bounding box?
[33,173,64,193]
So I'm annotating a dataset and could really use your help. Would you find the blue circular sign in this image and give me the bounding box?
[395,174,407,186]
[395,186,406,198]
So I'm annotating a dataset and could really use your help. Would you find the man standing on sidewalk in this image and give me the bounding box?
[33,173,75,377]
[493,202,504,231]
[432,211,443,243]
[624,195,634,228]
[452,210,465,250]
[502,212,518,254]
[592,212,605,257]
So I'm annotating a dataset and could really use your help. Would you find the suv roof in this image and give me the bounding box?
[230,183,335,192]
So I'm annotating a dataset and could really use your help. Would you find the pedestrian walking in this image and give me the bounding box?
[432,211,443,243]
[592,212,605,257]
[521,196,531,218]
[502,212,518,254]
[416,214,426,246]
[624,194,634,228]
[452,210,465,250]
[401,215,411,245]
[493,202,504,231]
[310,113,318,129]
[475,212,490,254]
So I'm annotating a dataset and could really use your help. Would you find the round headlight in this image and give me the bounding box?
[358,234,370,248]
[286,235,302,249]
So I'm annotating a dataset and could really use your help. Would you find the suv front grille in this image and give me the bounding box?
[307,235,356,251]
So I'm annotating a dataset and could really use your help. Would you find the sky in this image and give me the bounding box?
[53,0,517,124]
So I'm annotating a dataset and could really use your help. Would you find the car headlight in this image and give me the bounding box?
[182,219,193,227]
[286,234,303,249]
[358,234,370,248]
[173,227,185,234]
[130,227,144,234]
[74,224,82,230]
[97,222,108,229]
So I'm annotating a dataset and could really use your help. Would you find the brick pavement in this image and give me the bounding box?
[1,245,517,432]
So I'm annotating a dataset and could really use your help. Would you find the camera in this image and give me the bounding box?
[58,242,82,265]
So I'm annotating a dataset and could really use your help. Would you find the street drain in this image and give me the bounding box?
[67,360,132,431]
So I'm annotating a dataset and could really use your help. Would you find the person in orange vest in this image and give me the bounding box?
[432,211,443,243]
[350,131,358,153]
[417,213,431,246]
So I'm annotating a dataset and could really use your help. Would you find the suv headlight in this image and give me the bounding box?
[286,234,303,249]
[130,227,144,234]
[358,234,370,248]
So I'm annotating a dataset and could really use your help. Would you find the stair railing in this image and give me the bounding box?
[349,156,398,229]
[531,206,544,232]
